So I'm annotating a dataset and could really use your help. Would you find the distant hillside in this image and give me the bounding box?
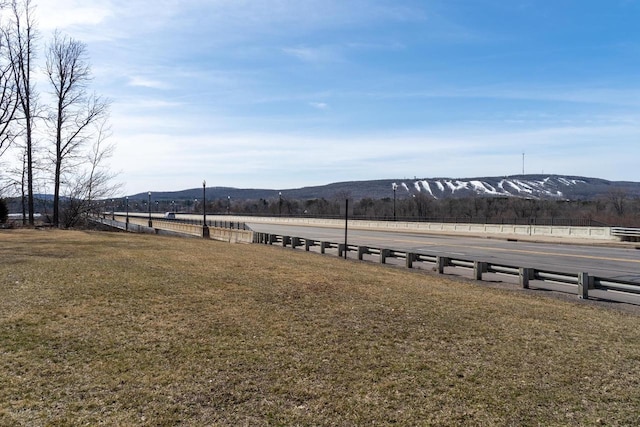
[129,175,640,202]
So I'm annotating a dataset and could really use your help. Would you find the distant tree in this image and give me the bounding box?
[304,198,326,215]
[355,197,377,217]
[412,193,431,218]
[607,188,627,216]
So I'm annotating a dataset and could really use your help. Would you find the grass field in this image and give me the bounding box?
[1,229,640,426]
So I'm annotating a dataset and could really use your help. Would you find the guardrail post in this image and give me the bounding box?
[305,239,312,251]
[436,256,449,274]
[291,237,301,249]
[578,272,590,299]
[282,236,291,247]
[380,249,390,264]
[338,243,346,258]
[474,261,487,280]
[406,252,415,269]
[321,241,329,254]
[358,246,367,260]
[519,268,532,289]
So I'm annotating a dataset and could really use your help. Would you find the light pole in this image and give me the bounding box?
[202,180,209,238]
[392,183,398,221]
[279,192,282,216]
[227,195,231,215]
[412,194,415,219]
[125,196,129,230]
[111,199,115,220]
[147,191,152,227]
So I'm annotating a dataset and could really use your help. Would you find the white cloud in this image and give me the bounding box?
[127,76,171,90]
[37,1,113,30]
[282,46,343,63]
[309,102,329,110]
[106,116,640,193]
[3,0,638,196]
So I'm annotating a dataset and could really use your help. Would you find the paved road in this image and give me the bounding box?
[247,223,640,285]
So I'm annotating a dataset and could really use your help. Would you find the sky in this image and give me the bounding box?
[14,0,640,193]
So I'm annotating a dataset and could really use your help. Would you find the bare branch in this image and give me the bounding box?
[3,0,39,225]
[46,29,111,226]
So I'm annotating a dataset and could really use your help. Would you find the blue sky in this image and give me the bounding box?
[32,0,640,194]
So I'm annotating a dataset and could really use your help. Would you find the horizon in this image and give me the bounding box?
[127,173,636,197]
[3,174,639,211]
[53,173,640,198]
[2,1,640,195]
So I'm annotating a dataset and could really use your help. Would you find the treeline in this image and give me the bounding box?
[108,190,640,227]
[6,191,638,227]
[233,194,639,227]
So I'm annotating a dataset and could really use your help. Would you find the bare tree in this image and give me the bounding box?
[0,42,18,158]
[3,0,37,225]
[0,0,15,158]
[58,117,120,228]
[608,188,627,217]
[46,30,109,227]
[83,117,118,213]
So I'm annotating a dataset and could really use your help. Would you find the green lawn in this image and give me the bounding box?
[1,229,639,426]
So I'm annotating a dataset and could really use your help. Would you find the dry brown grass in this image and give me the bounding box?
[1,229,640,426]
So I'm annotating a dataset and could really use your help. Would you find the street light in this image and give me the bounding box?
[392,183,398,221]
[279,192,282,216]
[227,195,231,215]
[125,196,129,231]
[202,180,209,238]
[111,199,115,220]
[147,191,152,227]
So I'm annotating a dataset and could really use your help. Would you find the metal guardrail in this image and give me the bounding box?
[611,227,640,241]
[253,232,640,303]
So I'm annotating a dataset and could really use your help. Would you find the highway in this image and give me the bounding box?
[247,223,640,285]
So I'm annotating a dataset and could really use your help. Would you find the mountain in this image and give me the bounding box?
[128,175,640,202]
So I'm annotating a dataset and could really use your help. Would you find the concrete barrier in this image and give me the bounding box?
[110,215,253,243]
[119,214,623,242]
[219,215,617,242]
[149,219,203,238]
